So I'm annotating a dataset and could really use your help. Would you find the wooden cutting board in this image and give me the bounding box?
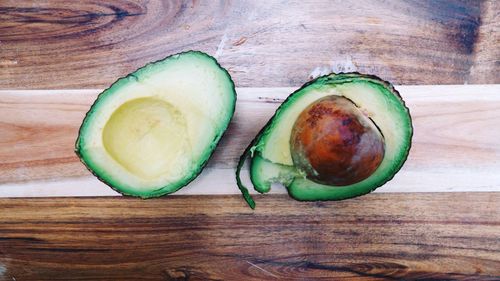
[1,0,499,280]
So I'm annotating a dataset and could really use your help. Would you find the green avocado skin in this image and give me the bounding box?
[76,51,237,198]
[236,72,413,208]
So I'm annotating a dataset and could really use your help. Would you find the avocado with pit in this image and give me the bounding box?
[76,51,236,198]
[237,73,412,208]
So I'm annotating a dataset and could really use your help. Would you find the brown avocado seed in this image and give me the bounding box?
[290,95,385,186]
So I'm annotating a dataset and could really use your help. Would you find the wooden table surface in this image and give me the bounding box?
[1,1,499,280]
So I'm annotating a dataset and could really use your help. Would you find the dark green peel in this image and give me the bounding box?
[236,146,256,209]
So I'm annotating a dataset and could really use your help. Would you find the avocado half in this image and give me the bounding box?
[76,51,236,198]
[237,73,412,208]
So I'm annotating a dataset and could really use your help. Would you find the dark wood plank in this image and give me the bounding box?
[0,193,498,280]
[1,0,498,89]
[469,0,500,83]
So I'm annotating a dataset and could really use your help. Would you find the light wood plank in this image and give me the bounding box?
[0,193,498,280]
[0,85,499,197]
[0,0,498,89]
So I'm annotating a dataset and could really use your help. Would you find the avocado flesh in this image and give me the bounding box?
[76,51,236,198]
[238,73,412,207]
[250,154,297,193]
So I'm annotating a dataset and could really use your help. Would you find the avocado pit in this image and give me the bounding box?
[290,95,385,186]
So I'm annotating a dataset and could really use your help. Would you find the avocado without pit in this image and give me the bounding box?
[76,51,236,198]
[236,73,413,208]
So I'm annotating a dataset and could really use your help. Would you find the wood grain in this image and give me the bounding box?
[1,1,499,280]
[0,0,499,89]
[0,193,498,280]
[1,86,499,197]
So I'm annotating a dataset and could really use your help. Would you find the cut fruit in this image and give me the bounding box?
[76,51,236,198]
[236,73,412,208]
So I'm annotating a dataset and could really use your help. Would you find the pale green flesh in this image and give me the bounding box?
[250,154,297,193]
[76,51,236,198]
[250,73,412,201]
[102,97,190,181]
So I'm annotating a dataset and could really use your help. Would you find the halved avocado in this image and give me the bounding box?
[76,51,236,198]
[237,73,412,208]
